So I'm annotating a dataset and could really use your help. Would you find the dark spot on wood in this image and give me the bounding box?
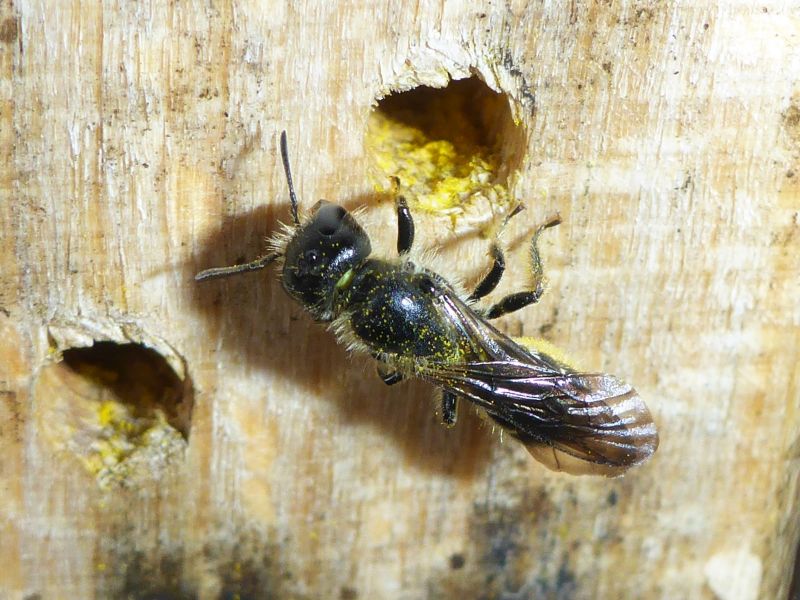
[538,307,559,337]
[118,551,191,599]
[501,50,536,112]
[0,18,18,44]
[556,561,578,596]
[787,170,795,178]
[449,553,466,569]
[0,391,22,443]
[482,505,531,573]
[200,531,285,599]
[634,8,655,23]
[783,101,800,154]
[676,173,693,192]
[783,103,800,131]
[607,489,618,506]
[340,586,358,599]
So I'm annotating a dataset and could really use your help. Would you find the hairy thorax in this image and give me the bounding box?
[330,259,465,366]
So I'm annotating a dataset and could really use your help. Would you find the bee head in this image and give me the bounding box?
[281,200,371,317]
[194,133,373,317]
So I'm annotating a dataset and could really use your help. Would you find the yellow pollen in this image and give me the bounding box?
[336,268,355,290]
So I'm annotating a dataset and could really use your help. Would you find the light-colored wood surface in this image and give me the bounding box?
[2,1,799,598]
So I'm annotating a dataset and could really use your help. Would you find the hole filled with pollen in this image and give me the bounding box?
[367,77,526,219]
[33,342,192,488]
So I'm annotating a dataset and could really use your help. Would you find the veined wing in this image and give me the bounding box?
[421,360,658,476]
[420,289,659,476]
[428,281,570,375]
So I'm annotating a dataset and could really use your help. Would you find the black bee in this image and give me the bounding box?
[196,132,659,476]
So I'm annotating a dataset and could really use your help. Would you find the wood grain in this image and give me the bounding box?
[1,1,799,598]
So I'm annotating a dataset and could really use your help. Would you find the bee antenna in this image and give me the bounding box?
[195,252,279,282]
[280,131,300,225]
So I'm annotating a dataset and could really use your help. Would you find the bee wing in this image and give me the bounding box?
[432,285,569,373]
[424,361,658,476]
[423,291,658,476]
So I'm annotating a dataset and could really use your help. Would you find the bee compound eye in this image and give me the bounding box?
[304,249,320,264]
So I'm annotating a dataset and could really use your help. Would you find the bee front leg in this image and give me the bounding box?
[484,214,561,320]
[441,390,458,427]
[396,196,415,255]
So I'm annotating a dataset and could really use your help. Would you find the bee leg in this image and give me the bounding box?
[396,196,415,255]
[468,243,505,301]
[441,390,458,427]
[484,290,543,319]
[376,363,404,386]
[484,214,561,320]
[468,204,527,301]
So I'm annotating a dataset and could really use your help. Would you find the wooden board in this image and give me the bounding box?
[1,1,799,598]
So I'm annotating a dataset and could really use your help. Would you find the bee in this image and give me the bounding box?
[196,132,659,476]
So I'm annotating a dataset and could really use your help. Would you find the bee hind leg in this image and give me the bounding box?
[467,205,527,301]
[441,390,458,427]
[484,214,561,320]
[468,243,506,301]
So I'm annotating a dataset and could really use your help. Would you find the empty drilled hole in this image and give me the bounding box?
[33,342,192,487]
[367,77,525,217]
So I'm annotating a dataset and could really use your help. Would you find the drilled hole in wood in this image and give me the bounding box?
[367,76,526,219]
[34,342,191,488]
